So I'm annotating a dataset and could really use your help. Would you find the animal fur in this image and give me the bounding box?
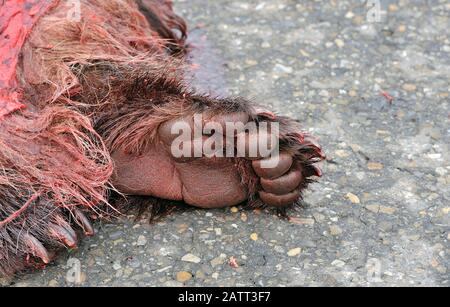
[0,0,324,276]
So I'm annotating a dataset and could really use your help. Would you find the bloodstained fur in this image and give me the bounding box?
[0,0,324,276]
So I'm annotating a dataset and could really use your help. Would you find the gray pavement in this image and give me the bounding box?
[4,0,449,287]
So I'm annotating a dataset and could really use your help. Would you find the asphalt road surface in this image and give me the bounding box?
[4,0,449,287]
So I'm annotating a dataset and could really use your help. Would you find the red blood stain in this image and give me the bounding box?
[0,0,59,119]
[380,90,394,104]
[229,256,239,268]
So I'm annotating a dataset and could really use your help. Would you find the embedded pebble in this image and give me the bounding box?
[330,225,343,236]
[335,150,350,158]
[176,271,192,283]
[211,254,227,267]
[289,217,315,226]
[181,253,201,263]
[273,63,293,74]
[136,235,147,246]
[346,193,360,204]
[334,39,345,48]
[287,248,302,257]
[402,84,417,92]
[331,260,346,267]
[367,162,384,170]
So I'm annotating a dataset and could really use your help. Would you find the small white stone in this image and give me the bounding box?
[335,39,345,48]
[355,172,365,180]
[261,41,271,48]
[136,235,147,246]
[255,3,265,10]
[287,248,302,257]
[181,253,201,263]
[330,225,343,236]
[427,153,441,159]
[345,11,355,19]
[319,90,329,97]
[113,261,122,270]
[331,260,346,267]
[210,254,227,267]
[273,63,293,74]
[157,266,172,273]
[435,167,447,176]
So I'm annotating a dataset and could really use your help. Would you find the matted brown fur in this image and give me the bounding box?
[0,0,189,277]
[0,0,324,276]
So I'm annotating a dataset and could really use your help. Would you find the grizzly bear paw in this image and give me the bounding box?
[111,102,324,211]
